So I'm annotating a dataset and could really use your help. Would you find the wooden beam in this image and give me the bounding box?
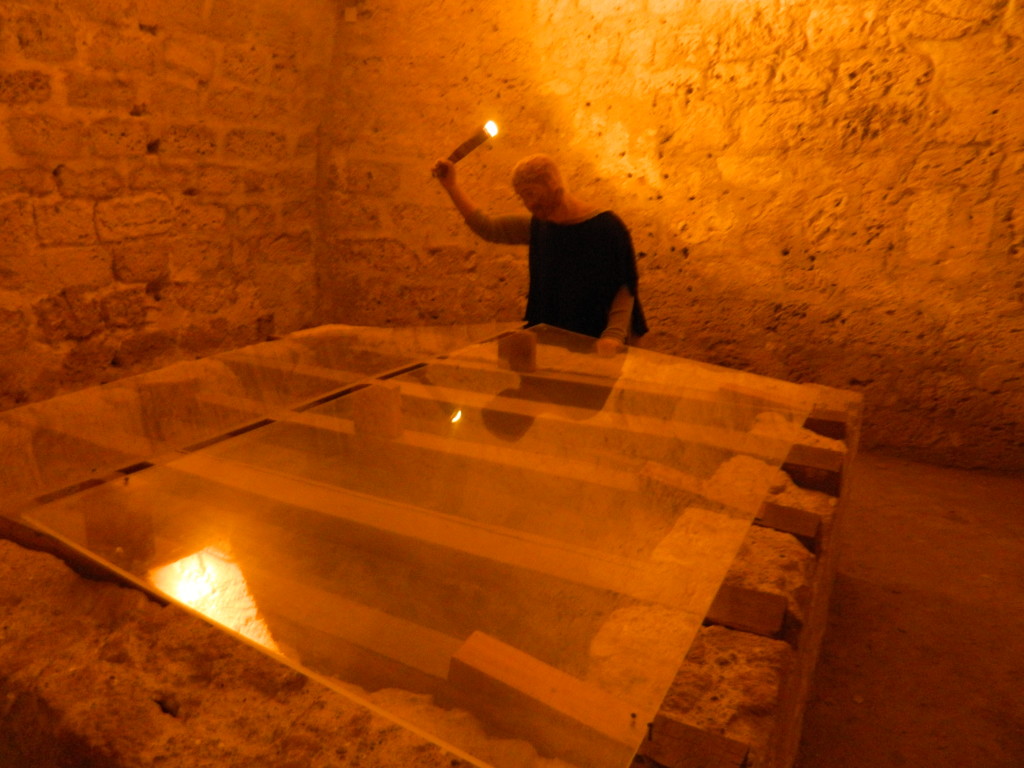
[171,451,712,610]
[705,584,787,638]
[448,631,643,767]
[755,500,822,549]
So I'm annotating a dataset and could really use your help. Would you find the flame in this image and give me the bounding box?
[451,409,463,424]
[484,121,499,137]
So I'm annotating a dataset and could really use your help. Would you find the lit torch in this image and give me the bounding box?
[434,121,499,177]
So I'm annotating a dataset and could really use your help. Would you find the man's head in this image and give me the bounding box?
[512,154,565,220]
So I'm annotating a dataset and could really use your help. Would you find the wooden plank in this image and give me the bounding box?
[396,379,798,467]
[755,500,822,546]
[244,569,461,680]
[448,631,643,767]
[287,408,642,493]
[705,584,787,637]
[635,712,749,768]
[170,451,712,610]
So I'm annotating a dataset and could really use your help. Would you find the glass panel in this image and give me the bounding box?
[19,325,815,768]
[1,325,483,509]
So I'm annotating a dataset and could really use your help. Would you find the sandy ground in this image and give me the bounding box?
[795,452,1024,768]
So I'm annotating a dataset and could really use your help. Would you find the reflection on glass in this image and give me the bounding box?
[149,545,280,653]
[21,325,819,768]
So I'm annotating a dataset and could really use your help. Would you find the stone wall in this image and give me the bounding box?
[0,0,335,409]
[320,0,1024,471]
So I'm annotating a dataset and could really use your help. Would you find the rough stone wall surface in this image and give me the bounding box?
[0,539,470,768]
[0,0,335,410]
[321,0,1024,471]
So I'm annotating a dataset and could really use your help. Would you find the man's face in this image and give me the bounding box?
[514,181,562,221]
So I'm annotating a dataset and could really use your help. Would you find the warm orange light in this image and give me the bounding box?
[447,121,500,163]
[150,546,280,652]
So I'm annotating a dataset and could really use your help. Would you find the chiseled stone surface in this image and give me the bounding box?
[661,624,794,767]
[320,0,1024,471]
[0,0,336,411]
[0,540,471,768]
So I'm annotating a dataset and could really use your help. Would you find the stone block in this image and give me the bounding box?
[221,42,272,85]
[33,287,104,342]
[112,239,170,284]
[59,337,117,384]
[0,309,30,356]
[835,52,933,105]
[174,200,229,233]
[95,195,174,241]
[6,115,83,159]
[247,232,313,265]
[169,238,231,278]
[147,81,203,118]
[906,145,1002,190]
[339,160,402,196]
[272,167,315,196]
[773,56,833,96]
[207,0,254,42]
[10,245,112,295]
[35,200,97,246]
[89,117,151,158]
[165,280,238,313]
[898,8,992,39]
[805,6,875,51]
[13,8,76,62]
[60,0,136,25]
[164,35,218,80]
[158,125,218,158]
[178,316,234,355]
[0,199,36,252]
[113,329,177,369]
[129,161,191,193]
[250,258,315,331]
[137,0,205,33]
[282,198,315,235]
[194,164,244,196]
[88,28,159,74]
[224,129,288,163]
[66,73,138,110]
[206,87,267,122]
[0,168,54,196]
[205,88,290,123]
[235,204,276,232]
[324,193,384,232]
[54,166,124,199]
[0,71,51,104]
[100,287,149,328]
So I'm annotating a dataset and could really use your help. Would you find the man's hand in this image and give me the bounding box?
[432,159,456,188]
[595,337,624,357]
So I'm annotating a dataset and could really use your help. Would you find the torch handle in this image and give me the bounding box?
[447,128,490,163]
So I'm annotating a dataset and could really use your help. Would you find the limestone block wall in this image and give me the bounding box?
[320,0,1024,471]
[0,0,335,410]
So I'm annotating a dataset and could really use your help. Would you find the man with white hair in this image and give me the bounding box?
[433,153,647,355]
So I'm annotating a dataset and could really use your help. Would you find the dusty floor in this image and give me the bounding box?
[795,452,1024,768]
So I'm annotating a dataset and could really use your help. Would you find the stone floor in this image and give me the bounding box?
[795,452,1024,768]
